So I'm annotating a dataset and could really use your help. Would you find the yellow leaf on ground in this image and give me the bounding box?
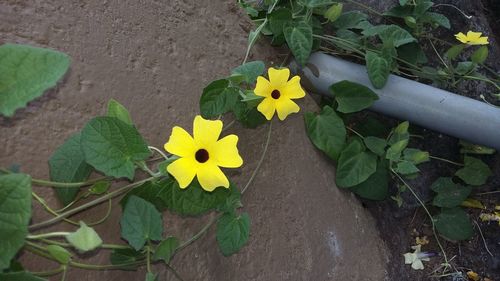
[461,198,485,209]
[466,271,480,281]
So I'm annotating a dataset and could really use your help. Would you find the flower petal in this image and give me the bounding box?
[254,76,272,97]
[197,163,229,191]
[167,157,198,188]
[454,32,467,44]
[213,134,243,168]
[467,31,482,40]
[193,115,222,147]
[275,98,300,121]
[164,126,196,157]
[471,37,489,45]
[257,97,276,120]
[268,67,290,88]
[404,253,416,264]
[281,76,306,99]
[411,260,424,270]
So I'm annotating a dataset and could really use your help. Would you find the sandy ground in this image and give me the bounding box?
[0,0,389,280]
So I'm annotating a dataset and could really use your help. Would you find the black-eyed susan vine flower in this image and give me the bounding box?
[254,67,306,121]
[454,31,489,45]
[164,115,243,192]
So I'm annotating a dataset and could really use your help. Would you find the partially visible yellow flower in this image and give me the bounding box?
[466,271,480,281]
[254,67,306,121]
[455,31,489,45]
[164,115,243,192]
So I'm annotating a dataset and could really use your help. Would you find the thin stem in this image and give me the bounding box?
[29,177,154,230]
[473,220,493,257]
[242,121,272,194]
[60,266,68,281]
[428,39,448,69]
[39,238,130,250]
[148,146,169,160]
[175,215,220,253]
[429,156,464,166]
[345,0,384,17]
[69,260,145,270]
[166,264,185,281]
[391,169,449,268]
[32,177,107,188]
[32,266,65,277]
[27,232,70,240]
[476,190,500,195]
[433,4,472,19]
[32,192,80,226]
[347,126,365,139]
[146,243,152,273]
[463,75,500,91]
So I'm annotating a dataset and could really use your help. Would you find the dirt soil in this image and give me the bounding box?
[0,1,390,281]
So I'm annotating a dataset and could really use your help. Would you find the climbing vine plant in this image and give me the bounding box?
[0,0,499,280]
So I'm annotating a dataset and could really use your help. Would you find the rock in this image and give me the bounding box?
[0,0,388,280]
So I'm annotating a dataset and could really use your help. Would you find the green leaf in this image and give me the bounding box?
[46,245,71,265]
[455,156,492,186]
[422,12,450,29]
[434,207,473,240]
[107,99,133,125]
[455,61,476,75]
[445,45,465,60]
[364,136,386,156]
[351,159,389,200]
[66,221,103,252]
[459,140,495,155]
[365,51,390,89]
[110,248,145,270]
[415,1,433,16]
[324,3,343,22]
[336,143,377,188]
[0,272,47,281]
[156,177,233,216]
[145,272,157,281]
[330,80,379,113]
[395,161,419,175]
[199,79,240,118]
[404,16,417,29]
[399,0,409,5]
[304,106,346,161]
[216,212,250,256]
[397,43,428,65]
[431,177,472,208]
[231,61,266,84]
[120,196,163,251]
[153,237,179,263]
[0,44,70,117]
[268,8,293,36]
[0,173,32,271]
[233,100,267,129]
[362,25,416,47]
[333,11,368,30]
[81,117,150,180]
[284,21,313,66]
[386,139,409,161]
[300,0,332,8]
[471,46,488,64]
[332,29,362,51]
[88,180,111,195]
[403,148,429,164]
[384,5,413,18]
[49,133,93,206]
[120,180,169,211]
[388,121,410,145]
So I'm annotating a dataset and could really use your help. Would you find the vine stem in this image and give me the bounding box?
[31,177,107,188]
[29,177,154,230]
[32,266,64,277]
[346,126,364,140]
[148,146,169,160]
[429,156,464,166]
[391,169,450,269]
[27,232,70,240]
[242,121,272,194]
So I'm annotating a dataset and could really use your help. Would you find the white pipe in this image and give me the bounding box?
[291,52,500,150]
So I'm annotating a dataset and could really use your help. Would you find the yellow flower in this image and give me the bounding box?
[455,31,489,45]
[254,67,306,121]
[164,115,243,192]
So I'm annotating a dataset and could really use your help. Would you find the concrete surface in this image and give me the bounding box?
[0,0,388,280]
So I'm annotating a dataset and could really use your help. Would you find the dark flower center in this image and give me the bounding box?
[271,89,281,99]
[195,149,209,163]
